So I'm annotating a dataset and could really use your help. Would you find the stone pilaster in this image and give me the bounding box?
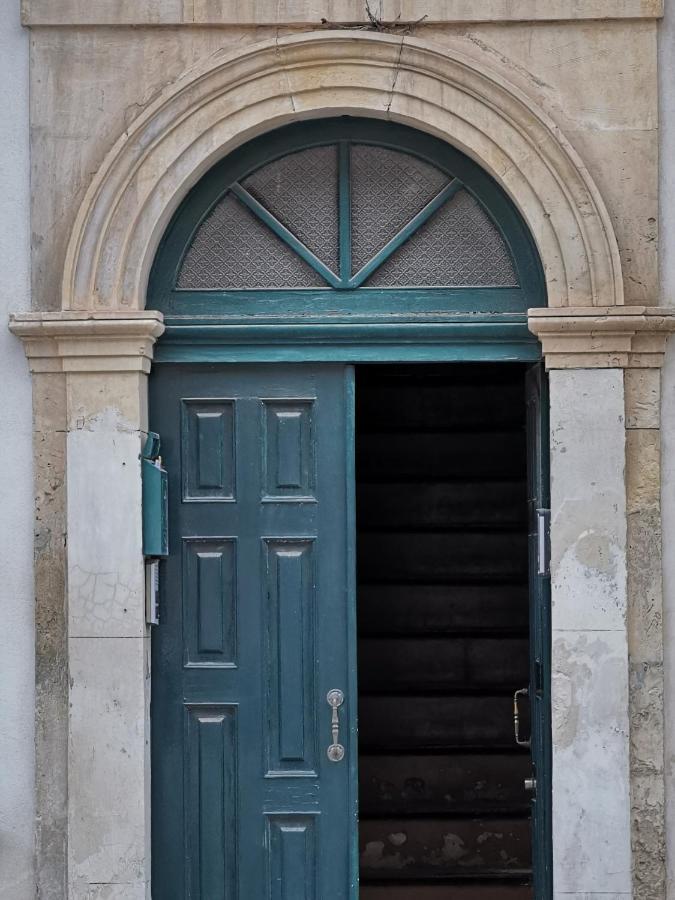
[529,306,673,900]
[9,312,163,900]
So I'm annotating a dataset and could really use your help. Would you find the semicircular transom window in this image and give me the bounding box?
[176,143,519,291]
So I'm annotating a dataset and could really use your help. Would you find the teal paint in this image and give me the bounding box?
[142,432,169,558]
[348,179,462,288]
[149,117,545,337]
[151,364,357,899]
[149,117,551,895]
[338,142,352,284]
[526,362,553,899]
[230,183,342,287]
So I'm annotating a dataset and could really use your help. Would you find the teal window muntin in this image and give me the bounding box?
[150,118,544,322]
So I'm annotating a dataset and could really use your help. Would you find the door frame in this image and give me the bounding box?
[148,113,552,894]
[150,350,551,896]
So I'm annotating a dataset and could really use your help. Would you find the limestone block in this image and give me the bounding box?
[21,0,664,25]
[550,369,627,630]
[549,369,631,894]
[630,659,665,772]
[67,427,145,638]
[552,629,632,894]
[29,25,282,312]
[68,636,150,896]
[625,368,660,429]
[424,21,658,303]
[626,428,660,512]
[31,371,69,899]
[569,128,658,306]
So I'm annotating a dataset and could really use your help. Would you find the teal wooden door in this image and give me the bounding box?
[526,363,553,897]
[150,363,357,899]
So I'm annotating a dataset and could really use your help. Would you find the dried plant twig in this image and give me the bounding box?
[321,3,427,34]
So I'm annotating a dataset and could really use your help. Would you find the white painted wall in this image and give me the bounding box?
[0,4,34,900]
[660,0,675,895]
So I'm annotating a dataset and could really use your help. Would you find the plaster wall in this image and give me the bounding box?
[0,4,35,900]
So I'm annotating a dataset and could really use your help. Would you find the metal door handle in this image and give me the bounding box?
[513,687,531,748]
[326,689,345,762]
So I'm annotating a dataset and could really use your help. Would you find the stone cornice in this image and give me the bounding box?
[22,0,663,26]
[8,312,165,373]
[528,306,675,368]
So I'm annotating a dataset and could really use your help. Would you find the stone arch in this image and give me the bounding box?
[62,30,624,312]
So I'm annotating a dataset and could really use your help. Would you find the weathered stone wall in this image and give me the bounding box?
[28,17,658,313]
[15,3,670,899]
[626,368,667,899]
[659,5,675,897]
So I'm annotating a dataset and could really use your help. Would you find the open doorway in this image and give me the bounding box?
[356,364,533,899]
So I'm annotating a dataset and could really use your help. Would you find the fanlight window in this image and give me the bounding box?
[176,143,518,291]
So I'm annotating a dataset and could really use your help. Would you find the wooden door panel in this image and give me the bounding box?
[151,364,355,899]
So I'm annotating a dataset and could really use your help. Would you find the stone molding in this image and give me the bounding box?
[11,308,675,371]
[21,0,664,26]
[61,31,624,313]
[9,311,165,373]
[528,306,675,368]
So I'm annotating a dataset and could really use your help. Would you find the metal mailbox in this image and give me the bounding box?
[142,432,168,558]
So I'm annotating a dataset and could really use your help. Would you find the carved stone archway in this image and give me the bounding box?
[62,30,624,313]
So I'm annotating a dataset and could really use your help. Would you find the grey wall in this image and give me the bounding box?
[0,4,35,899]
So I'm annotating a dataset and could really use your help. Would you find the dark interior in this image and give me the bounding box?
[356,363,533,899]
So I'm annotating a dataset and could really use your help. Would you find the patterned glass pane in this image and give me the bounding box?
[366,190,518,287]
[177,193,325,289]
[242,145,339,272]
[350,144,450,273]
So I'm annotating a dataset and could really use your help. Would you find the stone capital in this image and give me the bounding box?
[528,306,675,369]
[8,311,164,373]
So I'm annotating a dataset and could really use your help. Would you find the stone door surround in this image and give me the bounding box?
[9,30,675,899]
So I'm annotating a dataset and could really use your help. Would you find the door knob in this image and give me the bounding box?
[524,778,537,793]
[326,689,345,762]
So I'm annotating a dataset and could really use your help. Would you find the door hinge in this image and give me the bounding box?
[536,507,551,577]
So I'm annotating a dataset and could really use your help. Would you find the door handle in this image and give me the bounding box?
[513,687,531,748]
[326,689,345,762]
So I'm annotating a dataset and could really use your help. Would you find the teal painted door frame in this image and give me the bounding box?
[148,115,551,897]
[526,363,553,897]
[149,117,545,366]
